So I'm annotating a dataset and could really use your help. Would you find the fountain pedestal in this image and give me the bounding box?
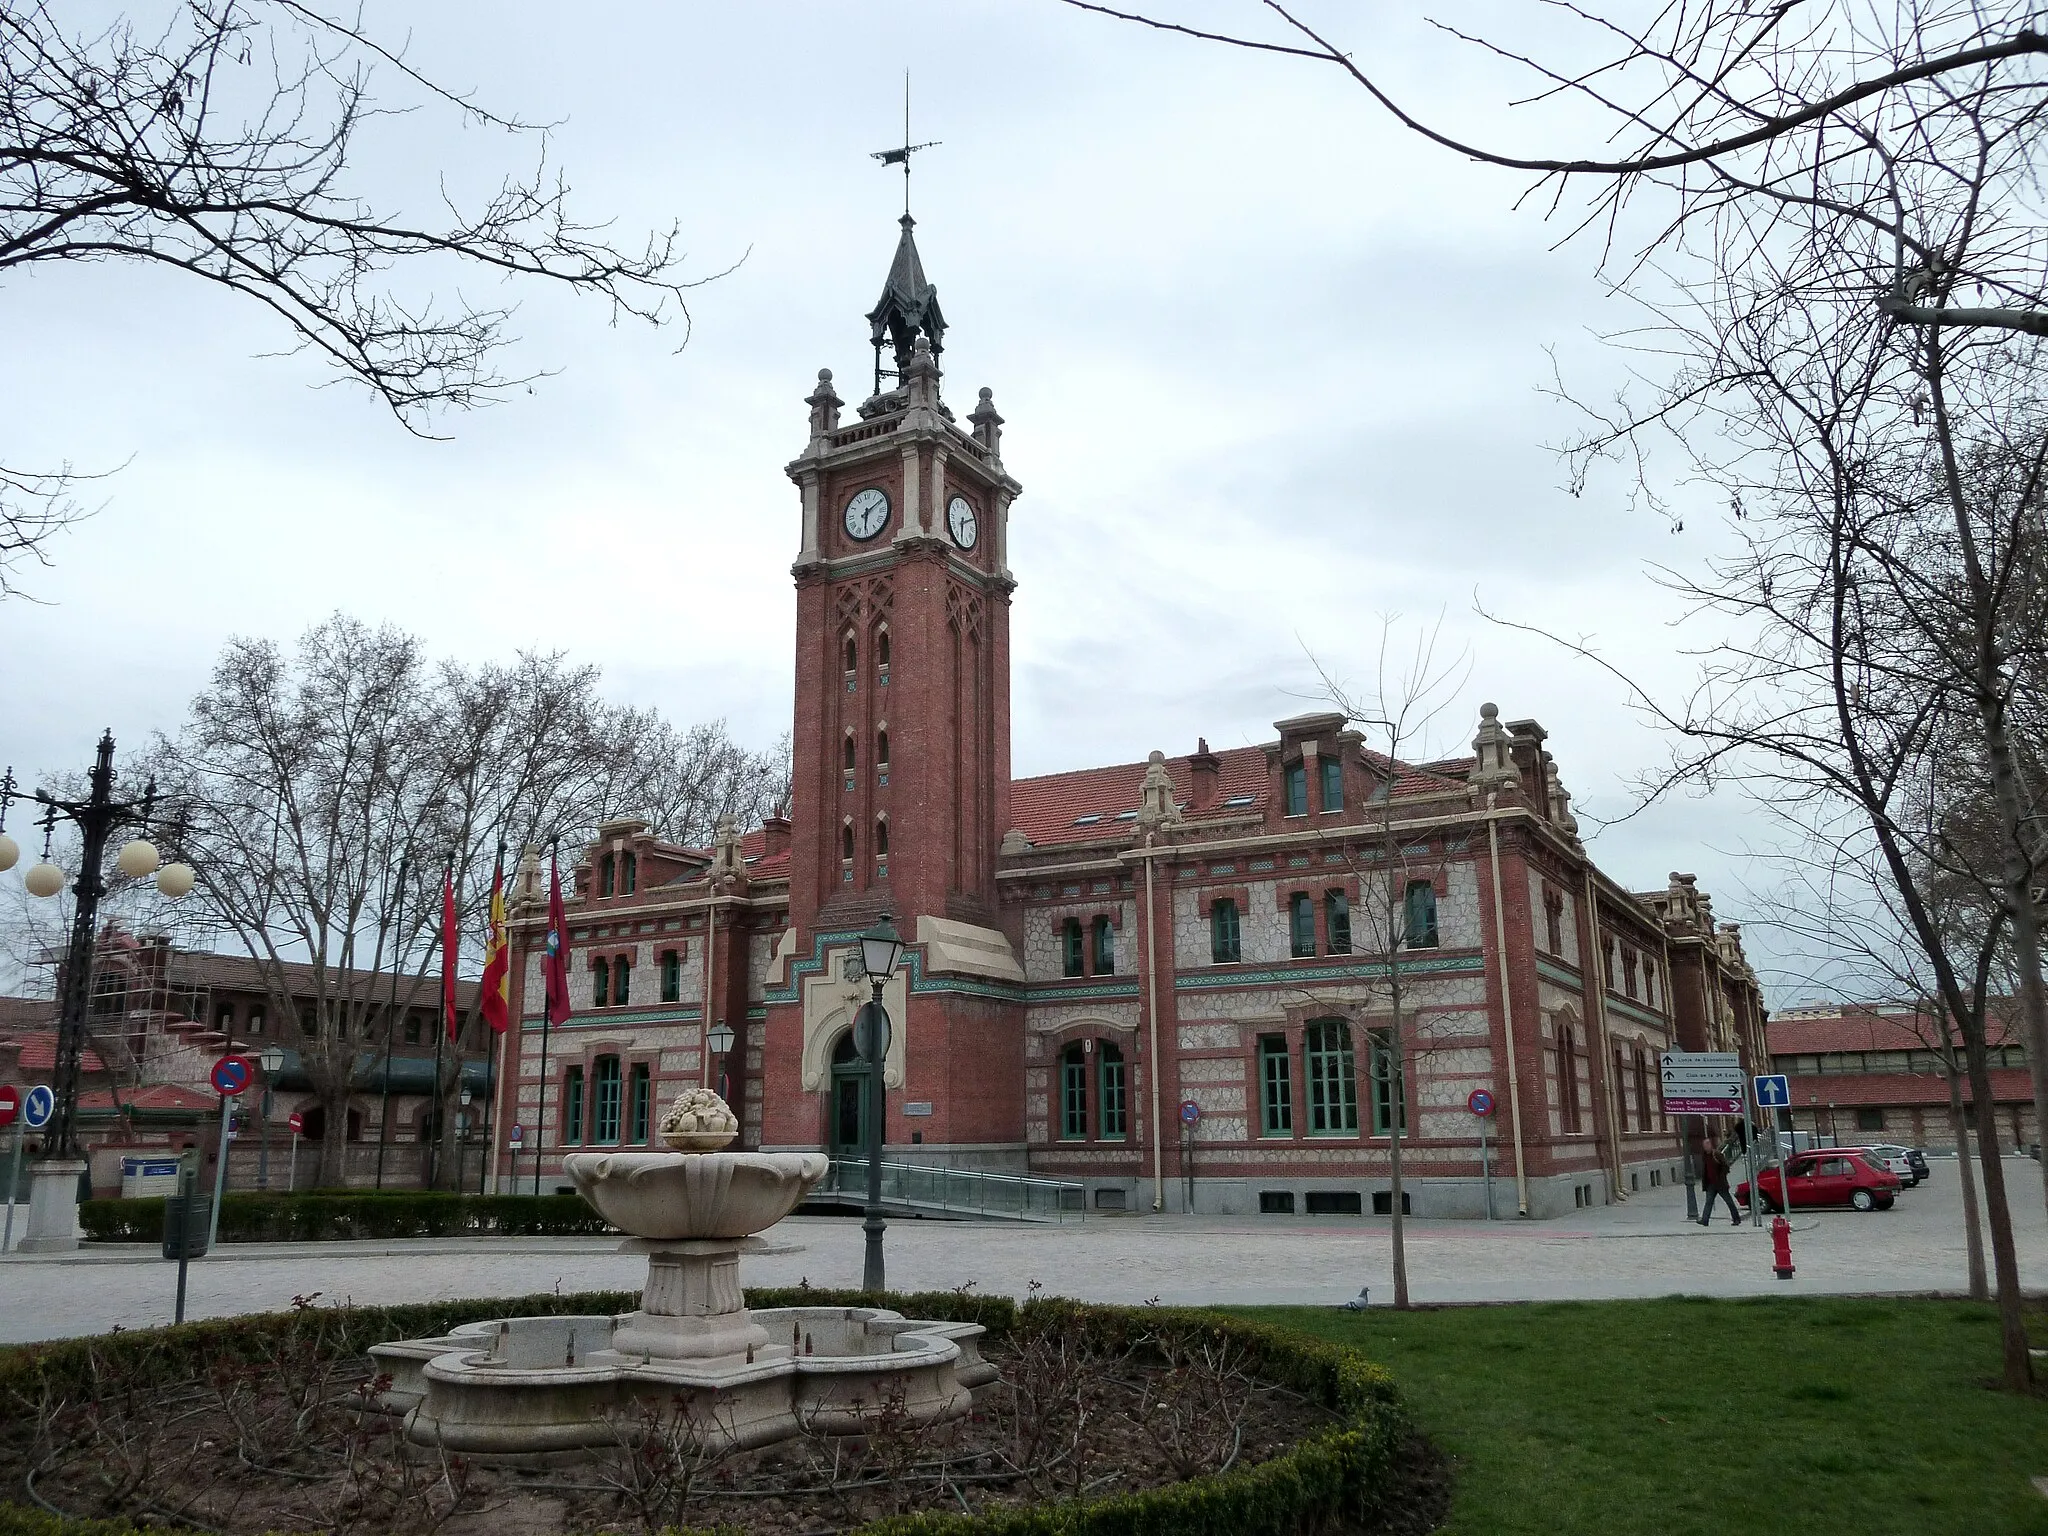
[612,1237,774,1361]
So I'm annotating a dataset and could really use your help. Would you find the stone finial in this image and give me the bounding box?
[999,828,1033,856]
[968,386,1004,456]
[903,335,942,413]
[658,1086,739,1152]
[1544,760,1581,841]
[1135,749,1184,834]
[806,367,843,446]
[510,843,544,916]
[709,815,746,890]
[1468,702,1520,794]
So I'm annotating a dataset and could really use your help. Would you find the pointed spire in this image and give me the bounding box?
[867,214,946,394]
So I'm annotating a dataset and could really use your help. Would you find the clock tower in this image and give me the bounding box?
[783,213,1021,937]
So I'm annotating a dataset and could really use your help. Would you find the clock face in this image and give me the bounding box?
[946,495,979,550]
[843,487,890,541]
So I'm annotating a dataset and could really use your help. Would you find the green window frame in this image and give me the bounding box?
[1320,755,1343,811]
[629,1063,652,1144]
[1283,762,1308,816]
[1368,1028,1406,1136]
[660,950,681,1003]
[1305,1019,1358,1135]
[591,959,609,1008]
[612,955,631,1007]
[1061,918,1085,978]
[593,1056,623,1144]
[623,852,637,895]
[599,854,615,897]
[1259,1035,1293,1136]
[1326,890,1351,954]
[1059,1043,1088,1139]
[1403,880,1439,949]
[1211,898,1241,963]
[1289,892,1316,958]
[563,1065,585,1145]
[1091,915,1115,974]
[1098,1043,1127,1140]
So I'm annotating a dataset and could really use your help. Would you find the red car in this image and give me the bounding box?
[1738,1149,1901,1212]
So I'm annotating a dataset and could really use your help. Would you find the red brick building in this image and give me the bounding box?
[1767,1003,2036,1154]
[490,216,1767,1218]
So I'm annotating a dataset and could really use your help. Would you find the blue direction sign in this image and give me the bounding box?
[21,1084,55,1129]
[1754,1074,1791,1108]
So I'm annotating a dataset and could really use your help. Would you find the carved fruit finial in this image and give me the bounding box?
[659,1086,740,1152]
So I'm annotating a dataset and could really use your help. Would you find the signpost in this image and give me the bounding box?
[1661,1051,1742,1222]
[1468,1088,1497,1220]
[207,1055,254,1251]
[1754,1075,1792,1218]
[286,1110,303,1194]
[0,1084,20,1255]
[4,1084,53,1256]
[1179,1100,1200,1213]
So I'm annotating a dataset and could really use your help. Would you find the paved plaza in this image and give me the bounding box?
[2,1159,2041,1345]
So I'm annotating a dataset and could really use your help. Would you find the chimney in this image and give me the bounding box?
[761,815,792,858]
[1188,737,1221,811]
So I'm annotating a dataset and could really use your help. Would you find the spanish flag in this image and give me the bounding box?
[479,862,510,1034]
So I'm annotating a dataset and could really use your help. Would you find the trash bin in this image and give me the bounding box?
[162,1194,211,1261]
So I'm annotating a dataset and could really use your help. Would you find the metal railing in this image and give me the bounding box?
[818,1158,1086,1223]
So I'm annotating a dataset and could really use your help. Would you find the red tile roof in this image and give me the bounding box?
[5,1031,107,1075]
[78,1083,216,1114]
[1767,1007,2020,1054]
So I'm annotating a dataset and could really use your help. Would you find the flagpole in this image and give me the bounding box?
[533,843,558,1197]
[432,862,453,1192]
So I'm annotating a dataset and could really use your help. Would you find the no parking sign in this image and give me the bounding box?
[210,1054,253,1097]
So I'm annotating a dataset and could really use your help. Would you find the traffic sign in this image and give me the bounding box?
[0,1086,16,1129]
[21,1084,54,1129]
[509,1123,524,1144]
[1663,1093,1744,1115]
[1754,1074,1791,1108]
[1467,1088,1496,1117]
[210,1054,254,1096]
[286,1111,304,1135]
[1179,1099,1201,1126]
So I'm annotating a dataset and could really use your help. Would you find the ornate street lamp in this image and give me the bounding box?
[853,914,904,1294]
[255,1046,287,1191]
[0,734,193,1252]
[708,1020,735,1103]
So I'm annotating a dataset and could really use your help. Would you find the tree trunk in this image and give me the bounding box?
[1387,1002,1410,1309]
[1945,1068,1988,1301]
[1960,1015,2033,1389]
[315,1083,350,1189]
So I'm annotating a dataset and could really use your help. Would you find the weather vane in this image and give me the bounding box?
[870,72,939,215]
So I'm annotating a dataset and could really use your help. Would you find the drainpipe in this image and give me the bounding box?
[1485,796,1531,1216]
[1581,869,1627,1199]
[1144,834,1165,1213]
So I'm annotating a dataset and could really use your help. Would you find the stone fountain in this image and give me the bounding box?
[370,1088,990,1454]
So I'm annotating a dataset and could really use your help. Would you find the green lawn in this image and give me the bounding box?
[1232,1297,2048,1536]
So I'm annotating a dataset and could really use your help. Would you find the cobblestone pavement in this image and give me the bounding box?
[2,1159,2041,1344]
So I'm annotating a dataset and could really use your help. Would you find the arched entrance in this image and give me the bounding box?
[828,1031,868,1156]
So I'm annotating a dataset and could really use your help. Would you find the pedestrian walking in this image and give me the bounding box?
[1698,1145,1742,1226]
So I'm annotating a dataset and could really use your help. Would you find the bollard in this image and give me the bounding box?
[1770,1214,1795,1280]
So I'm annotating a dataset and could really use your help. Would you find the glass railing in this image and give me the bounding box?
[820,1158,1086,1222]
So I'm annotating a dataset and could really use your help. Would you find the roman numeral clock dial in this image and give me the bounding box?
[844,487,890,541]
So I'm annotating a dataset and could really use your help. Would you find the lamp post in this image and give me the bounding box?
[254,1045,286,1191]
[708,1020,735,1103]
[0,735,194,1252]
[854,914,904,1295]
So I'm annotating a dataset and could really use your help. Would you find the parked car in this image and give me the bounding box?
[1738,1150,1902,1212]
[1863,1145,1920,1185]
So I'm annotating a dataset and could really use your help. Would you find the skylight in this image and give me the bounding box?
[1072,813,1102,826]
[1114,809,1139,821]
[1221,794,1257,808]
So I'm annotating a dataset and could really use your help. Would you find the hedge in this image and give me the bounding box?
[77,1191,613,1243]
[0,1289,1409,1536]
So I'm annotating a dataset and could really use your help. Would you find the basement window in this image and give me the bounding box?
[1305,1190,1363,1216]
[1259,1191,1296,1214]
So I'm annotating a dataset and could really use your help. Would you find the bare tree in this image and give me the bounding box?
[1,0,722,591]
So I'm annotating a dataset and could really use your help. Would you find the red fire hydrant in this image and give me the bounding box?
[1771,1214,1796,1280]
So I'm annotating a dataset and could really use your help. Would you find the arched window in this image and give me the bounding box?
[1556,1023,1582,1133]
[1403,880,1439,949]
[591,957,609,1008]
[1210,898,1241,963]
[1098,1042,1127,1139]
[843,733,857,771]
[599,853,616,897]
[1635,1047,1654,1129]
[622,851,637,895]
[593,1056,623,1143]
[874,818,889,857]
[844,634,858,673]
[1304,1019,1358,1134]
[1091,915,1115,974]
[612,954,631,1007]
[1614,1046,1632,1131]
[877,628,891,668]
[1059,1043,1088,1139]
[876,728,890,767]
[660,949,681,1003]
[841,824,855,861]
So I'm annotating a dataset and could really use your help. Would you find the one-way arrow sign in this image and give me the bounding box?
[1754,1074,1791,1108]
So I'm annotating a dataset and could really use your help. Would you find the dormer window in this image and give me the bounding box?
[1283,762,1308,817]
[599,852,616,898]
[622,851,637,896]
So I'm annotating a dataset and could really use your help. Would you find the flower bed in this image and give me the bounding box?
[0,1290,1423,1535]
[76,1192,612,1244]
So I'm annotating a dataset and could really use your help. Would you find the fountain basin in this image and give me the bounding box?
[563,1150,827,1240]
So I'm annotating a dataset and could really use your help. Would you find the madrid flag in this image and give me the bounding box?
[542,855,572,1026]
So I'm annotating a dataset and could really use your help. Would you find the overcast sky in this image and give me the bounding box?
[0,3,1822,1000]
